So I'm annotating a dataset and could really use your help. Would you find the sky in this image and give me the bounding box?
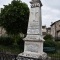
[0,0,60,27]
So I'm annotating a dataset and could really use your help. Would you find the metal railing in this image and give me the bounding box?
[49,54,60,60]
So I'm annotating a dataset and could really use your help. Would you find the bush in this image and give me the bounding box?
[44,34,53,41]
[55,42,60,50]
[43,41,56,53]
[0,36,14,46]
[44,40,56,47]
[17,37,24,50]
[43,34,56,53]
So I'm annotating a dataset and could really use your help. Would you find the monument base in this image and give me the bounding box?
[17,52,50,60]
[17,35,51,60]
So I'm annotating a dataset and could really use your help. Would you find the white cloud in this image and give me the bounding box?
[0,0,12,8]
[51,9,60,14]
[0,0,60,27]
[42,3,60,27]
[41,0,60,10]
[0,5,3,8]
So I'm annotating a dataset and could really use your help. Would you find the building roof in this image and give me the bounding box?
[57,30,60,32]
[51,20,60,26]
[46,27,51,30]
[42,26,46,28]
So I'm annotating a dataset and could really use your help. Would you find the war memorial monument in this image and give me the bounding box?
[17,0,49,60]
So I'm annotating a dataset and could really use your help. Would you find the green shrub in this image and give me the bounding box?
[0,36,14,46]
[44,40,56,47]
[55,42,60,50]
[44,34,53,41]
[43,34,56,53]
[17,37,24,50]
[43,40,56,53]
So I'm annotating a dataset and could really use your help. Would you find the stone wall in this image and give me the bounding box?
[51,20,60,39]
[0,27,6,36]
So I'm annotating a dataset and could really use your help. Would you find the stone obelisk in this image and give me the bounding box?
[17,0,48,60]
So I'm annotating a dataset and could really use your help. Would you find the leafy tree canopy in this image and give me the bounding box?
[0,0,29,35]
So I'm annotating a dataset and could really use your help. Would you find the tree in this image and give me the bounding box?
[0,0,29,35]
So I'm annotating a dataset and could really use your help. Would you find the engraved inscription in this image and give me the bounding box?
[28,12,39,29]
[26,43,39,52]
[27,35,36,40]
[29,23,39,29]
[25,35,40,40]
[27,29,39,34]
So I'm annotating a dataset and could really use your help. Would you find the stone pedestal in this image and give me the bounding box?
[17,0,49,60]
[17,38,48,60]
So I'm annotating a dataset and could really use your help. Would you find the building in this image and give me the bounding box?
[46,27,51,35]
[0,8,1,13]
[42,26,51,37]
[51,20,60,40]
[42,26,47,37]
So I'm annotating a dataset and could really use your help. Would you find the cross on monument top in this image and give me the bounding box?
[30,0,42,7]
